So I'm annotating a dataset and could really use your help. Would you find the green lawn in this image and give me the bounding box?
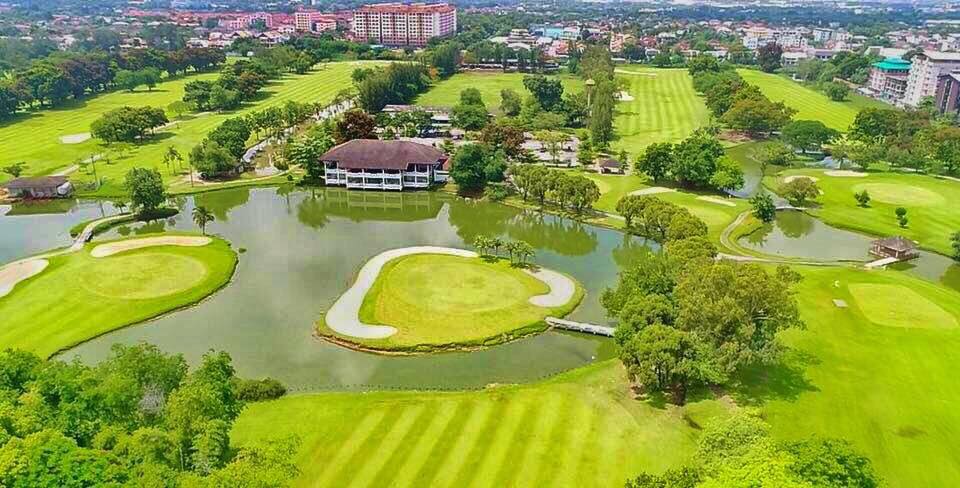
[582,172,748,244]
[612,67,711,155]
[234,264,960,487]
[737,70,886,131]
[766,168,960,256]
[231,360,731,488]
[0,234,236,357]
[414,71,585,111]
[320,254,583,351]
[0,61,382,196]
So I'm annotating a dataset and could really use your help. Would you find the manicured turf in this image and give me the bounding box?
[0,234,236,357]
[754,266,960,486]
[414,71,585,111]
[737,70,887,131]
[612,67,711,155]
[234,264,960,487]
[848,283,957,329]
[343,254,582,350]
[0,62,381,196]
[581,172,748,244]
[230,360,732,488]
[766,168,960,256]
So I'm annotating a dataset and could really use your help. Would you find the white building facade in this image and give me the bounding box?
[320,139,449,191]
[903,51,960,107]
[351,2,456,47]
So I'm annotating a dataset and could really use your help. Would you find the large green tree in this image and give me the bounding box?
[124,167,166,215]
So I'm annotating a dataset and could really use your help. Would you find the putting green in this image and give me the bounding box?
[851,183,945,207]
[329,254,583,352]
[77,252,209,300]
[848,283,957,329]
[0,234,237,357]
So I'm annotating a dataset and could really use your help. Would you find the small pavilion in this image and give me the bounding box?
[870,236,919,261]
[595,157,623,174]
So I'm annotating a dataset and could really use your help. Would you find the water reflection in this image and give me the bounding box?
[740,210,872,261]
[11,186,637,390]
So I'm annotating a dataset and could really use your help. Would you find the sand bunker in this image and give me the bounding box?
[617,90,635,102]
[60,133,91,144]
[0,259,49,298]
[697,196,736,207]
[825,170,868,178]
[524,268,577,307]
[630,187,676,196]
[91,236,212,258]
[784,175,819,183]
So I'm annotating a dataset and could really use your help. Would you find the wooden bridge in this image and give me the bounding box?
[546,317,616,337]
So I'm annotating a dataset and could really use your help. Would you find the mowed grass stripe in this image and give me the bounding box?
[532,392,580,486]
[547,399,598,486]
[328,408,407,487]
[427,399,499,487]
[446,398,516,488]
[492,392,564,487]
[471,397,538,487]
[346,403,429,488]
[397,401,487,486]
[388,399,465,488]
[311,409,390,487]
[613,68,709,155]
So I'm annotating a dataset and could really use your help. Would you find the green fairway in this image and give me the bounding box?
[612,67,711,154]
[737,70,886,131]
[414,71,584,111]
[325,254,583,351]
[754,266,960,486]
[230,360,730,488]
[0,61,381,196]
[766,168,960,256]
[235,264,960,487]
[0,234,236,357]
[581,172,748,244]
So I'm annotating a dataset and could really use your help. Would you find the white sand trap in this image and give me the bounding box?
[60,133,90,144]
[325,246,577,339]
[0,259,48,298]
[91,236,212,258]
[524,268,576,307]
[784,175,819,183]
[617,90,635,102]
[697,196,736,207]
[825,170,868,178]
[630,187,676,196]
[326,247,478,339]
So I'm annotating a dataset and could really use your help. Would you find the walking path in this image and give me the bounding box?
[70,213,130,251]
[546,318,615,337]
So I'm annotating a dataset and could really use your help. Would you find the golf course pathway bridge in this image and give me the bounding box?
[546,317,615,337]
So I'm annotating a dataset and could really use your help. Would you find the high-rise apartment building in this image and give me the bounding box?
[903,51,960,107]
[351,3,457,47]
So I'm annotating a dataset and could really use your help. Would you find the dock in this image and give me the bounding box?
[546,317,616,337]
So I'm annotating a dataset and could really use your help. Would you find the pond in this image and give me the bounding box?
[740,210,960,291]
[1,187,653,391]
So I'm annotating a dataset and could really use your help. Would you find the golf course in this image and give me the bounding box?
[738,69,887,131]
[414,71,585,111]
[767,168,960,257]
[319,249,583,352]
[0,233,237,357]
[0,61,383,196]
[612,67,711,154]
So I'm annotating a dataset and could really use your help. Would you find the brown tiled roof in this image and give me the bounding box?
[3,176,69,190]
[597,157,621,168]
[320,139,447,170]
[872,236,917,252]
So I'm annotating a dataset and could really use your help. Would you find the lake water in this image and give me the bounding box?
[1,187,653,391]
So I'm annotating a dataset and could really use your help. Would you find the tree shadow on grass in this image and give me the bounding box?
[728,348,820,406]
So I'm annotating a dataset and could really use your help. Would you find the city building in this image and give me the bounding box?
[742,27,807,50]
[295,11,337,33]
[903,51,960,107]
[868,57,912,102]
[351,3,456,47]
[934,71,960,115]
[320,139,450,191]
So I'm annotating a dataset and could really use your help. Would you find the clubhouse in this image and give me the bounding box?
[320,139,450,191]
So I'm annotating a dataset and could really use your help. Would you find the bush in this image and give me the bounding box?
[234,377,287,401]
[484,182,511,201]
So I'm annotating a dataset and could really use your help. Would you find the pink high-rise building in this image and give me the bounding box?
[351,3,457,47]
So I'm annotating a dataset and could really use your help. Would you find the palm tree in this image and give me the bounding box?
[163,146,183,175]
[516,241,535,265]
[489,236,504,257]
[473,235,491,256]
[192,206,215,235]
[504,241,519,264]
